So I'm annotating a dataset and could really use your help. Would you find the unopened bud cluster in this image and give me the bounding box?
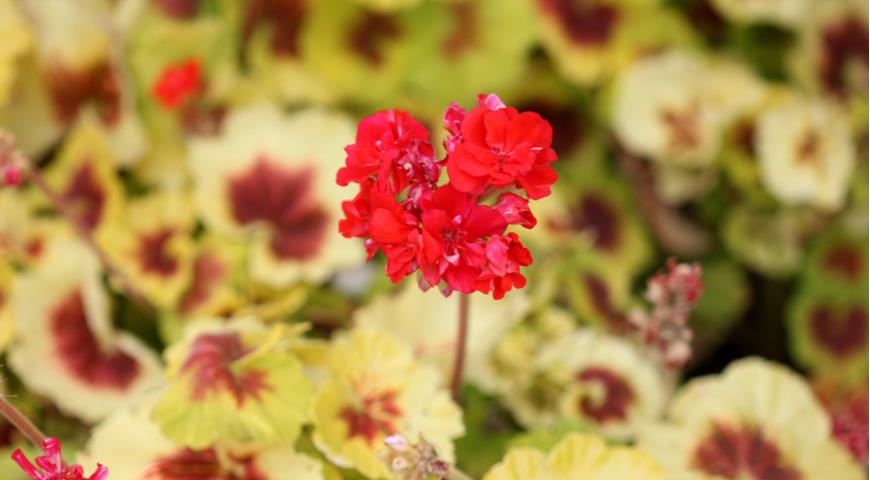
[0,131,27,187]
[379,434,452,480]
[629,258,704,369]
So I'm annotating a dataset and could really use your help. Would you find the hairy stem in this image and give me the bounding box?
[448,465,474,480]
[27,168,154,311]
[449,293,470,402]
[0,396,44,448]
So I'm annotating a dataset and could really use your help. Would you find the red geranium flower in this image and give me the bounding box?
[13,438,108,480]
[446,94,558,200]
[152,58,203,110]
[336,93,557,299]
[418,185,508,294]
[476,232,533,299]
[493,192,537,229]
[337,110,437,197]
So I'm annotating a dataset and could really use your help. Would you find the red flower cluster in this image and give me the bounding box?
[338,94,558,299]
[152,58,203,110]
[12,438,108,480]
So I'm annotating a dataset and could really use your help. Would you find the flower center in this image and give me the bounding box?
[242,0,307,58]
[138,228,179,276]
[179,252,226,314]
[820,17,868,98]
[144,448,266,480]
[567,192,620,252]
[180,333,272,405]
[575,366,634,424]
[822,242,864,281]
[153,0,200,20]
[809,305,868,358]
[661,105,701,153]
[44,62,121,126]
[692,422,802,480]
[348,12,402,66]
[442,3,479,58]
[50,290,140,390]
[228,157,329,261]
[340,391,402,445]
[61,161,106,232]
[795,131,823,168]
[582,274,627,329]
[539,0,620,46]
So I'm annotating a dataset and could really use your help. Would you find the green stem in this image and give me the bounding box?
[0,396,45,448]
[449,294,470,402]
[448,465,474,480]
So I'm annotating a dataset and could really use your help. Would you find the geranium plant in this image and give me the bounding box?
[337,93,558,398]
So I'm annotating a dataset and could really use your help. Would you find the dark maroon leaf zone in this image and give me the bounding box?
[138,228,179,276]
[517,100,585,156]
[181,332,272,405]
[44,62,121,126]
[809,305,868,358]
[582,274,627,330]
[347,12,402,66]
[661,106,701,152]
[143,447,266,480]
[569,192,621,252]
[339,391,402,445]
[830,388,869,465]
[61,160,106,232]
[685,0,727,42]
[733,120,757,157]
[819,16,868,98]
[50,290,140,390]
[820,241,864,282]
[228,157,329,261]
[692,422,802,480]
[179,252,226,314]
[575,366,634,424]
[537,0,620,46]
[442,3,479,58]
[153,0,200,19]
[242,0,307,58]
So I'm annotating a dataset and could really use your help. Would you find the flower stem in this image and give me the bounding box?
[27,167,154,312]
[448,465,474,480]
[0,396,45,448]
[449,293,470,402]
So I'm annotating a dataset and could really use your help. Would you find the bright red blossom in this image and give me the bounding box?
[152,58,203,110]
[13,438,108,480]
[337,110,437,198]
[337,94,557,299]
[447,94,558,200]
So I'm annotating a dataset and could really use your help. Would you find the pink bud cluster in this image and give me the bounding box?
[629,258,704,369]
[13,438,108,480]
[379,434,452,480]
[0,131,26,187]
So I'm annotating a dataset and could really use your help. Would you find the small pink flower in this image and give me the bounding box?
[12,438,108,480]
[629,258,704,369]
[0,131,27,188]
[2,165,22,186]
